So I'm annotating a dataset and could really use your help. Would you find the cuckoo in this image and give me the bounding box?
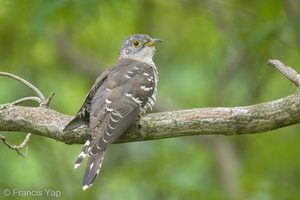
[63,34,162,190]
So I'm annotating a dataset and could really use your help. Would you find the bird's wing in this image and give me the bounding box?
[63,67,116,132]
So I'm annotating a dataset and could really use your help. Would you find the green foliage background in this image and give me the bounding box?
[1,0,300,199]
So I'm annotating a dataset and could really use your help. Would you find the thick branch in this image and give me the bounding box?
[1,91,300,145]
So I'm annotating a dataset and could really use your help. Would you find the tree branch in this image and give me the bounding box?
[0,72,55,155]
[268,59,300,87]
[1,59,300,145]
[0,72,46,103]
[1,90,300,145]
[0,133,31,157]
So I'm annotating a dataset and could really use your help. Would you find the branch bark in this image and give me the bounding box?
[1,90,300,145]
[1,59,300,145]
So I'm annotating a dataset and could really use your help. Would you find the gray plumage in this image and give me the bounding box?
[63,34,162,190]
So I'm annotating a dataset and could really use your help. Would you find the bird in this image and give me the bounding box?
[63,34,162,190]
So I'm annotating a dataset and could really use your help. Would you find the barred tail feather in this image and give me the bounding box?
[82,149,106,190]
[74,138,91,169]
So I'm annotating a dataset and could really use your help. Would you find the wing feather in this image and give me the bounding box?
[63,67,114,132]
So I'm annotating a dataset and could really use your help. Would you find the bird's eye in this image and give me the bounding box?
[132,40,141,47]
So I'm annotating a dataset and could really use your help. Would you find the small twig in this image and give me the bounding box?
[0,133,31,158]
[0,72,46,101]
[0,72,54,156]
[11,97,42,105]
[0,72,56,107]
[41,92,55,108]
[268,59,300,87]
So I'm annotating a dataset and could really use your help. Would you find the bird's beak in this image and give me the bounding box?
[145,38,163,46]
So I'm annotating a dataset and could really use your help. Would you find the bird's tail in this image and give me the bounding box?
[73,136,107,190]
[82,150,106,190]
[74,137,92,169]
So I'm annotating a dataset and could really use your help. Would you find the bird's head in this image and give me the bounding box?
[119,34,162,64]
